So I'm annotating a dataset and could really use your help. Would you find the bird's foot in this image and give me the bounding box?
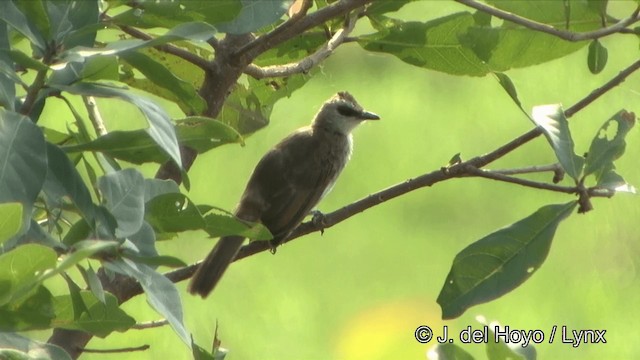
[268,239,279,254]
[310,210,327,235]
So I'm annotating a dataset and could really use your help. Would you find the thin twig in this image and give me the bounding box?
[79,345,150,353]
[245,11,358,79]
[488,163,561,175]
[456,0,640,42]
[82,96,108,137]
[565,58,640,117]
[463,166,577,193]
[131,319,169,330]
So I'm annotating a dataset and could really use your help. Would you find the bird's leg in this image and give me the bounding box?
[310,209,327,235]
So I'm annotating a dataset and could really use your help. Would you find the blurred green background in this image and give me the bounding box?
[35,1,640,359]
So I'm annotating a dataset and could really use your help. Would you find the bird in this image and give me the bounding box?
[188,91,380,298]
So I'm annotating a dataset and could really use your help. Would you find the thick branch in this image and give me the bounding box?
[235,0,372,60]
[244,12,357,79]
[456,0,640,41]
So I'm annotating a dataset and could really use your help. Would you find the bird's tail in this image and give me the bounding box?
[188,235,245,298]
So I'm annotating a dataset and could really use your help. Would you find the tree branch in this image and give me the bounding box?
[456,0,640,42]
[80,345,150,353]
[244,11,358,79]
[234,0,372,60]
[82,96,107,137]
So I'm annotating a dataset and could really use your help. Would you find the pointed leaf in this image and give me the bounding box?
[40,240,120,283]
[52,291,135,337]
[204,213,272,240]
[77,263,105,304]
[61,21,216,59]
[106,259,191,346]
[0,1,46,50]
[437,202,577,319]
[531,104,584,180]
[587,39,608,74]
[54,82,182,169]
[494,72,524,111]
[120,51,205,114]
[63,117,242,164]
[42,142,97,224]
[98,168,145,238]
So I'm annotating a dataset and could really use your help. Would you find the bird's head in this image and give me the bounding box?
[313,91,380,135]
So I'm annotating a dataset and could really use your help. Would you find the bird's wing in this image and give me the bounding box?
[237,130,336,241]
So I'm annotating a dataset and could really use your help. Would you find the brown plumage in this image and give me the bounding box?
[188,92,379,297]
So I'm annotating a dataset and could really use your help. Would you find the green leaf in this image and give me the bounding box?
[42,142,97,225]
[52,290,135,337]
[584,110,635,177]
[128,222,159,256]
[359,13,490,76]
[61,21,216,60]
[493,72,524,111]
[217,0,292,34]
[98,168,146,238]
[40,240,120,283]
[0,1,46,50]
[488,0,602,31]
[429,343,474,360]
[193,340,228,360]
[106,259,191,346]
[437,202,577,319]
[110,1,241,29]
[587,39,608,74]
[77,263,105,304]
[531,104,584,181]
[0,244,57,306]
[123,253,187,268]
[204,213,272,240]
[55,82,183,169]
[64,117,242,164]
[81,55,120,81]
[144,178,180,203]
[0,202,23,244]
[0,285,54,331]
[0,332,71,360]
[594,165,636,193]
[15,1,51,40]
[9,49,49,71]
[0,109,47,239]
[120,51,205,114]
[0,22,17,111]
[175,117,244,152]
[145,193,206,234]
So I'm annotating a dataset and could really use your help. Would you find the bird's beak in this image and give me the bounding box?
[359,110,380,120]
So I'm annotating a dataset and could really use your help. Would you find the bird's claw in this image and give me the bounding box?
[310,210,327,235]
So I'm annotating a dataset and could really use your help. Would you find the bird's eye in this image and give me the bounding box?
[336,104,360,117]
